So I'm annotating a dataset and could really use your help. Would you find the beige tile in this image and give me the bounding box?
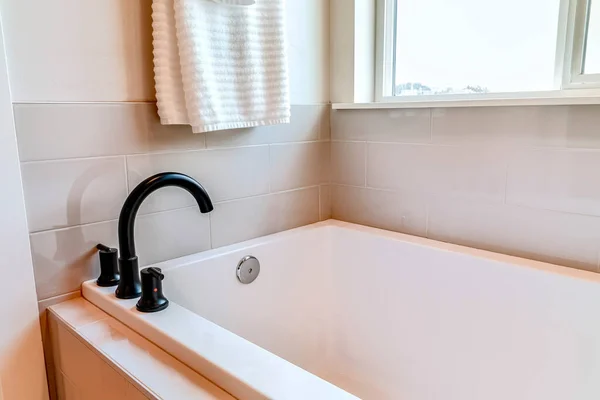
[21,157,127,232]
[54,323,105,395]
[56,371,79,400]
[14,103,140,160]
[270,142,324,192]
[210,187,320,248]
[330,142,366,186]
[320,141,331,184]
[331,109,431,143]
[366,143,428,193]
[144,113,202,153]
[14,103,203,162]
[320,185,332,220]
[48,298,107,329]
[29,206,207,298]
[318,106,331,141]
[39,291,81,321]
[431,105,600,148]
[507,148,600,216]
[367,143,506,202]
[53,321,129,400]
[135,207,211,266]
[30,220,118,300]
[428,197,600,272]
[39,291,82,311]
[75,312,234,399]
[127,146,270,214]
[205,105,326,148]
[125,384,150,400]
[41,296,98,400]
[3,0,154,101]
[80,361,129,400]
[331,185,427,236]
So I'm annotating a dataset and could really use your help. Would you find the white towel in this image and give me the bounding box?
[152,0,290,133]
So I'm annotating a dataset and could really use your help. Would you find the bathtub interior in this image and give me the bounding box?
[161,222,600,400]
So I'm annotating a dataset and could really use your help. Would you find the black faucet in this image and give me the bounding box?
[115,172,213,299]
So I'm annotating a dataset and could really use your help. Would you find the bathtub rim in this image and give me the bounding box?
[143,219,600,286]
[82,219,600,400]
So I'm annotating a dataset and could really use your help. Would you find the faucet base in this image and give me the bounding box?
[115,256,142,299]
[136,298,169,313]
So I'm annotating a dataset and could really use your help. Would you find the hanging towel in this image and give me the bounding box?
[152,0,290,133]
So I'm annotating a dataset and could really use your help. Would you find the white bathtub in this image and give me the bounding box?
[83,220,600,399]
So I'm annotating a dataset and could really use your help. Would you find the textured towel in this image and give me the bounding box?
[152,0,290,133]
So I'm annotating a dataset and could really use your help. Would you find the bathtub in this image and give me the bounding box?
[83,220,600,399]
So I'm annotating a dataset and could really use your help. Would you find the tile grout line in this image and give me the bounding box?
[318,186,322,220]
[425,197,430,238]
[363,141,368,187]
[38,290,81,305]
[428,108,433,143]
[22,141,600,164]
[20,140,330,165]
[268,144,272,193]
[28,186,324,235]
[503,160,509,205]
[124,156,130,193]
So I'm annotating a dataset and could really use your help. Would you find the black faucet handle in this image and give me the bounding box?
[136,267,169,313]
[96,243,114,252]
[96,243,120,287]
[146,267,164,280]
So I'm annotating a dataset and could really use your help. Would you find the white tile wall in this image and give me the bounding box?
[331,105,600,273]
[506,148,600,216]
[205,105,329,147]
[127,146,271,214]
[2,0,154,102]
[330,142,366,186]
[135,207,211,266]
[431,106,600,148]
[331,108,431,143]
[331,185,427,236]
[367,143,506,202]
[1,0,330,104]
[320,185,332,220]
[210,187,320,248]
[21,157,128,232]
[428,198,600,272]
[270,142,328,192]
[14,103,201,162]
[29,220,119,300]
[17,104,329,300]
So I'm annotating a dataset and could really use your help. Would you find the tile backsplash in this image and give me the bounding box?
[18,102,600,303]
[17,103,330,301]
[330,105,600,272]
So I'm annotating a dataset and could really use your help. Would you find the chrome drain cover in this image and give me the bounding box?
[237,256,260,284]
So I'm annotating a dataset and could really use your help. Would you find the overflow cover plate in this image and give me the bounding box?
[237,256,260,284]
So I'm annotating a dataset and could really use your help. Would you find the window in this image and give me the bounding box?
[376,0,600,101]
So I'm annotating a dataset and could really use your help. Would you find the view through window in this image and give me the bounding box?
[393,0,562,96]
[584,0,600,74]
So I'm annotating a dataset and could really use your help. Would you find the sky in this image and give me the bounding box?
[394,0,563,93]
[585,0,600,74]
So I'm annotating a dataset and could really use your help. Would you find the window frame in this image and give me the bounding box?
[375,0,600,103]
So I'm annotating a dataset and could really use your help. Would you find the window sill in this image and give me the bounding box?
[332,91,600,110]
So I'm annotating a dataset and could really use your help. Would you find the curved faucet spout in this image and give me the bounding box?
[118,172,213,259]
[115,172,213,299]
